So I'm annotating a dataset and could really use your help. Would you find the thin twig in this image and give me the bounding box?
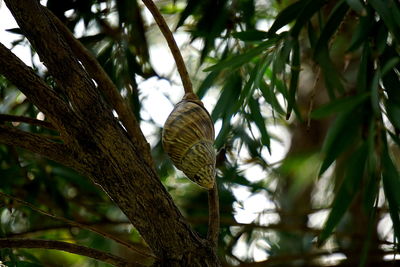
[0,125,77,169]
[0,238,141,267]
[0,191,157,260]
[0,114,56,130]
[207,183,220,248]
[141,0,194,95]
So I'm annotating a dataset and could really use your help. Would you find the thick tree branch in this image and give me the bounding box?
[44,9,153,166]
[2,2,220,265]
[0,114,56,130]
[0,43,72,133]
[0,238,141,267]
[4,0,108,119]
[0,191,156,260]
[141,0,194,95]
[0,125,77,169]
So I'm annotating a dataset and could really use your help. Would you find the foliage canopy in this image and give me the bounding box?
[0,0,400,266]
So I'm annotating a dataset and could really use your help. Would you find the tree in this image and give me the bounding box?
[0,0,399,266]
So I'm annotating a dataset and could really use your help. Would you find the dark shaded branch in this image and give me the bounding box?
[0,114,56,130]
[0,238,141,267]
[207,184,220,248]
[4,0,107,119]
[0,191,157,260]
[141,0,194,95]
[44,8,153,166]
[0,125,76,169]
[0,42,72,133]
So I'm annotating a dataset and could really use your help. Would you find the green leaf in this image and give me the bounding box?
[388,131,400,147]
[232,63,258,114]
[369,0,400,43]
[314,0,349,55]
[315,46,344,98]
[346,0,366,15]
[311,93,369,119]
[313,1,349,97]
[286,39,300,119]
[319,110,361,175]
[215,117,231,149]
[355,44,370,93]
[347,11,374,52]
[273,33,292,74]
[268,0,307,35]
[307,22,318,49]
[318,143,368,246]
[386,100,400,130]
[248,97,271,152]
[290,0,327,37]
[203,38,278,72]
[370,68,380,115]
[211,73,242,121]
[382,149,400,242]
[197,70,220,99]
[232,30,269,41]
[176,0,199,29]
[381,57,400,76]
[259,80,285,116]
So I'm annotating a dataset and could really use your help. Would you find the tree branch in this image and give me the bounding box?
[0,238,141,267]
[44,8,154,166]
[0,125,77,170]
[0,42,73,133]
[0,191,157,260]
[141,0,194,96]
[207,184,220,248]
[4,0,108,119]
[0,114,56,130]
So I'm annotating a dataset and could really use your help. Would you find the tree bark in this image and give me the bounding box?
[0,0,220,265]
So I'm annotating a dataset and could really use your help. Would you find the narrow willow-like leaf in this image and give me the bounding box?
[369,0,400,43]
[319,110,361,176]
[318,143,368,246]
[248,97,271,152]
[311,93,369,119]
[268,0,307,35]
[314,0,349,54]
[355,44,370,93]
[215,117,231,149]
[382,149,400,243]
[315,46,344,98]
[370,68,380,115]
[259,80,285,116]
[313,1,349,97]
[211,73,242,121]
[234,63,259,112]
[197,70,220,99]
[347,11,374,52]
[290,0,326,37]
[232,30,269,41]
[307,22,317,49]
[286,39,300,119]
[346,0,366,15]
[204,38,278,72]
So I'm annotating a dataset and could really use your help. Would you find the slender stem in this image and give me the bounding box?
[0,114,56,130]
[0,238,140,267]
[207,183,220,248]
[141,0,194,95]
[0,191,157,260]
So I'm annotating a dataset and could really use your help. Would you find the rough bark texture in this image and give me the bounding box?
[0,0,220,265]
